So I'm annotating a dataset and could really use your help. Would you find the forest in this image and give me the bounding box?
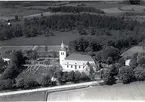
[47,6,104,14]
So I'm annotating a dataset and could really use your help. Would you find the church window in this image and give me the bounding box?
[67,65,69,68]
[79,66,81,68]
[71,65,73,68]
[75,65,77,69]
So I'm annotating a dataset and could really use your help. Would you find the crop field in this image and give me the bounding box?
[17,65,50,82]
[1,81,145,101]
[48,81,145,101]
[17,59,60,83]
[0,31,80,46]
[102,5,145,15]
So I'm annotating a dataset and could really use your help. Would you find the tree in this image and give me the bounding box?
[23,79,39,89]
[0,50,26,80]
[40,75,52,87]
[0,79,15,90]
[15,15,19,21]
[81,72,90,82]
[129,53,138,68]
[118,57,125,66]
[138,57,145,66]
[15,24,22,37]
[67,71,75,82]
[87,62,95,80]
[31,50,38,60]
[51,51,57,58]
[119,66,134,84]
[102,46,120,62]
[16,78,25,88]
[129,0,140,4]
[107,57,113,65]
[134,67,145,81]
[74,71,81,83]
[102,69,116,85]
[0,64,18,80]
[0,57,6,73]
[90,27,96,35]
[79,29,88,35]
[11,50,26,67]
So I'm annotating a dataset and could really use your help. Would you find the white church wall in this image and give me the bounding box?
[62,60,94,74]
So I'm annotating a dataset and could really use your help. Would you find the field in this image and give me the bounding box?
[1,81,145,101]
[0,31,80,46]
[121,46,145,57]
[48,81,145,101]
[17,66,50,83]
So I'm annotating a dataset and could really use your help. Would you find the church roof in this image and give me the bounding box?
[65,53,94,61]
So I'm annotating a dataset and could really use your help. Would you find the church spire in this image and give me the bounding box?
[61,40,65,50]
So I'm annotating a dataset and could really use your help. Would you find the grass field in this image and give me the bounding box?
[1,81,145,101]
[48,81,145,101]
[0,31,80,46]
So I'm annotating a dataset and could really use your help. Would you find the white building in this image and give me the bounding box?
[59,41,96,75]
[125,59,131,66]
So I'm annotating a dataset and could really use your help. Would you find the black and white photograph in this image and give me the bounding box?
[0,0,145,101]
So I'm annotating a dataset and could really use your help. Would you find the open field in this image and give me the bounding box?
[0,31,80,46]
[102,5,145,15]
[121,46,145,57]
[1,81,145,101]
[48,81,145,101]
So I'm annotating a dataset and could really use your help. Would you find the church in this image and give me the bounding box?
[59,41,96,75]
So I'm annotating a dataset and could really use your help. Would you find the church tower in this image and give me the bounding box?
[59,41,67,67]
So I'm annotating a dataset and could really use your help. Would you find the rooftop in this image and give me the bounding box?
[65,53,94,61]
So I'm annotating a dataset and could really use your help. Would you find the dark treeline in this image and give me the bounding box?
[0,13,145,54]
[47,6,104,14]
[25,14,140,31]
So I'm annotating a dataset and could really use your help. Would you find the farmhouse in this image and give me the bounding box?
[59,41,96,74]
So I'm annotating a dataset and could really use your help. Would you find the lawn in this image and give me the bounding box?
[0,31,80,46]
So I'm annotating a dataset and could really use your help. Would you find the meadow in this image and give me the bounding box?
[0,31,80,46]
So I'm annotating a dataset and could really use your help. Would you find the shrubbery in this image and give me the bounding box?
[47,6,104,14]
[119,66,134,84]
[0,79,15,90]
[134,67,145,81]
[102,69,116,85]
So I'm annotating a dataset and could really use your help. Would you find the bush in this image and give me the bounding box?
[40,75,52,87]
[138,57,145,66]
[16,78,25,88]
[81,72,90,82]
[73,71,82,83]
[67,71,75,82]
[23,79,39,89]
[0,79,15,90]
[119,66,134,84]
[134,67,145,81]
[102,69,116,85]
